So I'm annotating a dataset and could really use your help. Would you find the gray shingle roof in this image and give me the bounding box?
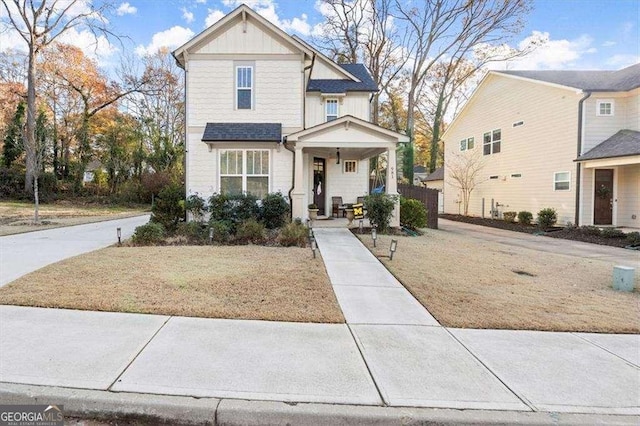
[307,63,378,93]
[576,130,640,161]
[497,63,640,91]
[423,167,444,181]
[202,123,282,142]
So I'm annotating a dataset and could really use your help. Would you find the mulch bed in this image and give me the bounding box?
[439,214,636,249]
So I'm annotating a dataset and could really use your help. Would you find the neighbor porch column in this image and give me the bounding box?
[387,145,400,227]
[291,145,305,220]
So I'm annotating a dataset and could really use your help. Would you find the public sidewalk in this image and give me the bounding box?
[0,225,638,424]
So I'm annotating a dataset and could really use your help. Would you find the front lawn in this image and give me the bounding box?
[357,231,639,333]
[0,246,344,323]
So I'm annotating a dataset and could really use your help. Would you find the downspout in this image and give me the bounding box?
[283,136,295,220]
[575,91,591,226]
[302,53,315,130]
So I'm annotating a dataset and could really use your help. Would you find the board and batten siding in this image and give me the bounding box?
[310,59,348,80]
[305,93,371,128]
[443,74,583,225]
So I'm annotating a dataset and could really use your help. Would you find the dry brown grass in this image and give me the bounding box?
[0,201,147,236]
[358,231,640,333]
[0,246,344,323]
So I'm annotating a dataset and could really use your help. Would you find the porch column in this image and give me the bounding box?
[291,145,305,220]
[387,145,400,227]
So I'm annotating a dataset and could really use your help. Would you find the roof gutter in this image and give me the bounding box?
[575,91,591,226]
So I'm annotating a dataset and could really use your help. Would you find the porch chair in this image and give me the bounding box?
[332,196,346,217]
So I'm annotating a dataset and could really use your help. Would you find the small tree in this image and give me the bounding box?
[447,150,485,216]
[2,101,25,168]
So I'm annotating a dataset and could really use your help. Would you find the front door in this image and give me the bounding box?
[313,158,326,215]
[594,169,614,225]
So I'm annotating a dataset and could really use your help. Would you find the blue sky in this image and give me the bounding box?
[1,0,638,71]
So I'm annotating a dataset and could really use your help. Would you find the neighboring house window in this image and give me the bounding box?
[326,99,338,121]
[554,171,570,191]
[344,160,357,173]
[220,149,269,198]
[459,137,474,151]
[483,129,501,155]
[236,66,253,109]
[596,99,614,116]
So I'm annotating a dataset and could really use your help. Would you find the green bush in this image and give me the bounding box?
[185,194,207,222]
[601,227,625,238]
[208,192,259,232]
[626,231,640,246]
[175,221,207,243]
[260,192,289,229]
[151,183,185,232]
[578,225,602,236]
[400,197,427,230]
[0,167,26,199]
[236,219,266,244]
[132,222,165,245]
[277,221,308,247]
[502,211,517,223]
[537,207,557,229]
[517,211,533,225]
[364,193,397,233]
[208,220,233,243]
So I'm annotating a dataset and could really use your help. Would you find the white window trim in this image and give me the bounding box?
[553,171,571,191]
[343,160,357,173]
[219,149,270,195]
[483,129,501,155]
[459,136,474,151]
[325,98,339,122]
[235,65,254,110]
[596,99,614,116]
[459,139,467,151]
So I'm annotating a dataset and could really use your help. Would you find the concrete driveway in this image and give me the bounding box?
[0,215,149,287]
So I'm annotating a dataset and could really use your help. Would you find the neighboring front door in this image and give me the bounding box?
[313,158,326,215]
[594,169,614,225]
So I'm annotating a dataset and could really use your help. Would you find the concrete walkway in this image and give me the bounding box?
[0,214,149,287]
[0,223,638,424]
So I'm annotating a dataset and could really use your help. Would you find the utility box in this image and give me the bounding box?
[613,266,635,292]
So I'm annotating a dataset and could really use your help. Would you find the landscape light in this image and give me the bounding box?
[308,227,314,241]
[371,227,377,247]
[358,220,363,233]
[389,239,398,260]
[117,227,121,246]
[209,227,214,244]
[311,238,317,258]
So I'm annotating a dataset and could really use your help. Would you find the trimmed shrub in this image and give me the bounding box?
[132,222,165,245]
[578,225,602,236]
[502,211,517,223]
[601,227,625,238]
[364,193,397,233]
[141,171,173,203]
[517,211,533,225]
[260,192,289,229]
[400,197,427,230]
[625,231,640,246]
[175,221,207,244]
[185,194,207,222]
[208,220,233,243]
[537,207,557,229]
[151,183,185,232]
[236,219,266,244]
[208,192,259,232]
[277,221,308,247]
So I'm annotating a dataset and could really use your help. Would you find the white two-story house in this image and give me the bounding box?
[172,4,408,225]
[442,63,639,227]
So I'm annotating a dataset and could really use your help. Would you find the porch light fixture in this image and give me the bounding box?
[371,227,377,247]
[311,239,317,258]
[336,148,340,164]
[116,227,121,246]
[209,227,214,244]
[389,239,398,260]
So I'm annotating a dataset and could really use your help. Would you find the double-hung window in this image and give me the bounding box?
[553,171,570,191]
[326,99,338,121]
[483,129,501,155]
[236,65,253,109]
[220,149,269,198]
[460,136,474,151]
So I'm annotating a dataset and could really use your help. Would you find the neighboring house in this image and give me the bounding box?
[83,160,104,183]
[422,167,444,191]
[413,165,428,186]
[443,63,639,227]
[172,4,408,225]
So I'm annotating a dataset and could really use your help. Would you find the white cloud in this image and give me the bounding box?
[205,9,226,27]
[135,26,195,56]
[490,31,598,70]
[605,54,640,68]
[602,41,617,47]
[196,0,207,3]
[116,2,137,16]
[219,0,311,35]
[182,7,195,23]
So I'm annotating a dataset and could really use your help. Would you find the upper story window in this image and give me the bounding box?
[483,129,501,155]
[236,65,253,110]
[459,137,474,151]
[596,99,614,116]
[326,99,338,121]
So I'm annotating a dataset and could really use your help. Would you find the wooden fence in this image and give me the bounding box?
[397,184,439,229]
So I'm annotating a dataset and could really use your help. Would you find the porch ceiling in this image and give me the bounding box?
[303,146,386,161]
[581,155,640,168]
